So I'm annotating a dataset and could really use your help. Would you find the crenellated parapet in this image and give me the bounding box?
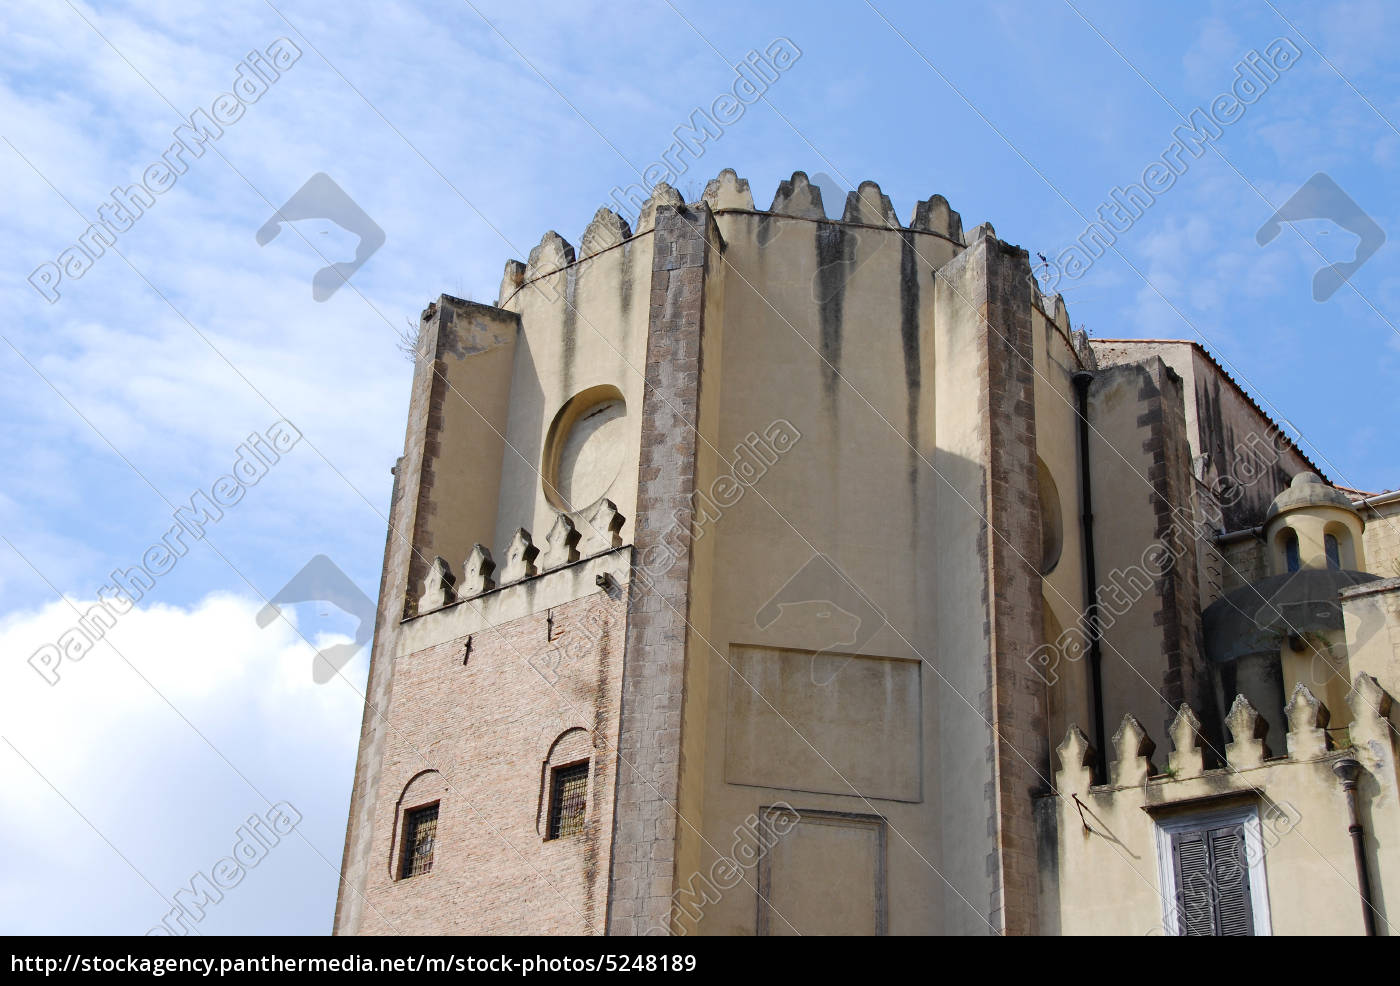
[701,168,753,211]
[1055,677,1394,796]
[491,167,1055,307]
[415,501,628,617]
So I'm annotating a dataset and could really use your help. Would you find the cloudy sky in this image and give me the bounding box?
[1,0,1397,935]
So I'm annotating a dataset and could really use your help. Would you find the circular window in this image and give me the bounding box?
[543,386,627,513]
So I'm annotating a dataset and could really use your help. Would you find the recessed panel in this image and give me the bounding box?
[724,645,921,802]
[758,809,887,936]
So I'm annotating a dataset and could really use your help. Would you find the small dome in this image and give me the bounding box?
[1264,472,1357,522]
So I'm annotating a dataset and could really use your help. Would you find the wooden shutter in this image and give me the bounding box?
[1171,822,1254,935]
[1173,830,1215,935]
[1209,824,1254,936]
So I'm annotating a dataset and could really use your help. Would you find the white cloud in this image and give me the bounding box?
[0,592,366,934]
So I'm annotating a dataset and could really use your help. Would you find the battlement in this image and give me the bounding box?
[413,497,626,618]
[494,168,1078,336]
[1055,674,1395,796]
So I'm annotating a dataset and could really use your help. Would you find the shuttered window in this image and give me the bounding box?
[1171,823,1254,936]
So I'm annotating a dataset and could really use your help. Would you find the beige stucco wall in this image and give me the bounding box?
[1076,360,1199,754]
[670,196,1063,934]
[1360,498,1400,581]
[1344,579,1400,695]
[677,205,955,934]
[1044,672,1399,936]
[1093,340,1314,534]
[1031,306,1091,757]
[495,225,654,565]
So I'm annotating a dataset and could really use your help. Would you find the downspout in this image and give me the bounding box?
[1073,371,1107,782]
[1332,758,1378,935]
[1355,489,1400,510]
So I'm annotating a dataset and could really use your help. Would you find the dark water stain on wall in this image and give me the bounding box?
[561,268,578,396]
[756,211,779,247]
[900,230,922,487]
[619,242,632,320]
[1196,375,1294,530]
[814,224,850,400]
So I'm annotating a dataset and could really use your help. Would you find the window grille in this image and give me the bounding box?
[547,762,589,840]
[400,802,440,878]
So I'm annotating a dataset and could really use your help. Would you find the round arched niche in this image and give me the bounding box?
[388,769,448,879]
[543,385,627,513]
[536,727,593,837]
[1037,458,1064,575]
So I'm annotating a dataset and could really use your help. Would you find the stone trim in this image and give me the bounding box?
[978,235,1047,936]
[605,205,721,935]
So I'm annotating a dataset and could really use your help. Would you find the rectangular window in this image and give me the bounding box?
[546,761,589,840]
[400,802,439,879]
[1156,806,1270,935]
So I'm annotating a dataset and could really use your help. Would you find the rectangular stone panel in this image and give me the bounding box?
[758,808,887,935]
[724,644,922,802]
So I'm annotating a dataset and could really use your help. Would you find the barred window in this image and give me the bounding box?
[400,802,440,878]
[546,761,589,840]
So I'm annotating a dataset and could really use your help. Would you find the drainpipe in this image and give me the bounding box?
[1332,758,1378,936]
[1354,489,1400,510]
[1213,525,1263,545]
[1073,371,1107,782]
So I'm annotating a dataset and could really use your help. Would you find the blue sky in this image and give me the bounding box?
[1,0,1396,935]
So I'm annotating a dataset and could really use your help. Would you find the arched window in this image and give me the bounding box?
[1324,533,1341,570]
[546,761,589,840]
[391,769,448,880]
[400,802,439,878]
[1283,529,1300,573]
[1323,522,1356,571]
[538,728,592,841]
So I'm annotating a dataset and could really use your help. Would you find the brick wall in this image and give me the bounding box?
[334,299,443,936]
[334,297,520,935]
[355,587,626,935]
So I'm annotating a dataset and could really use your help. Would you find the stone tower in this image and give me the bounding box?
[332,169,1394,936]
